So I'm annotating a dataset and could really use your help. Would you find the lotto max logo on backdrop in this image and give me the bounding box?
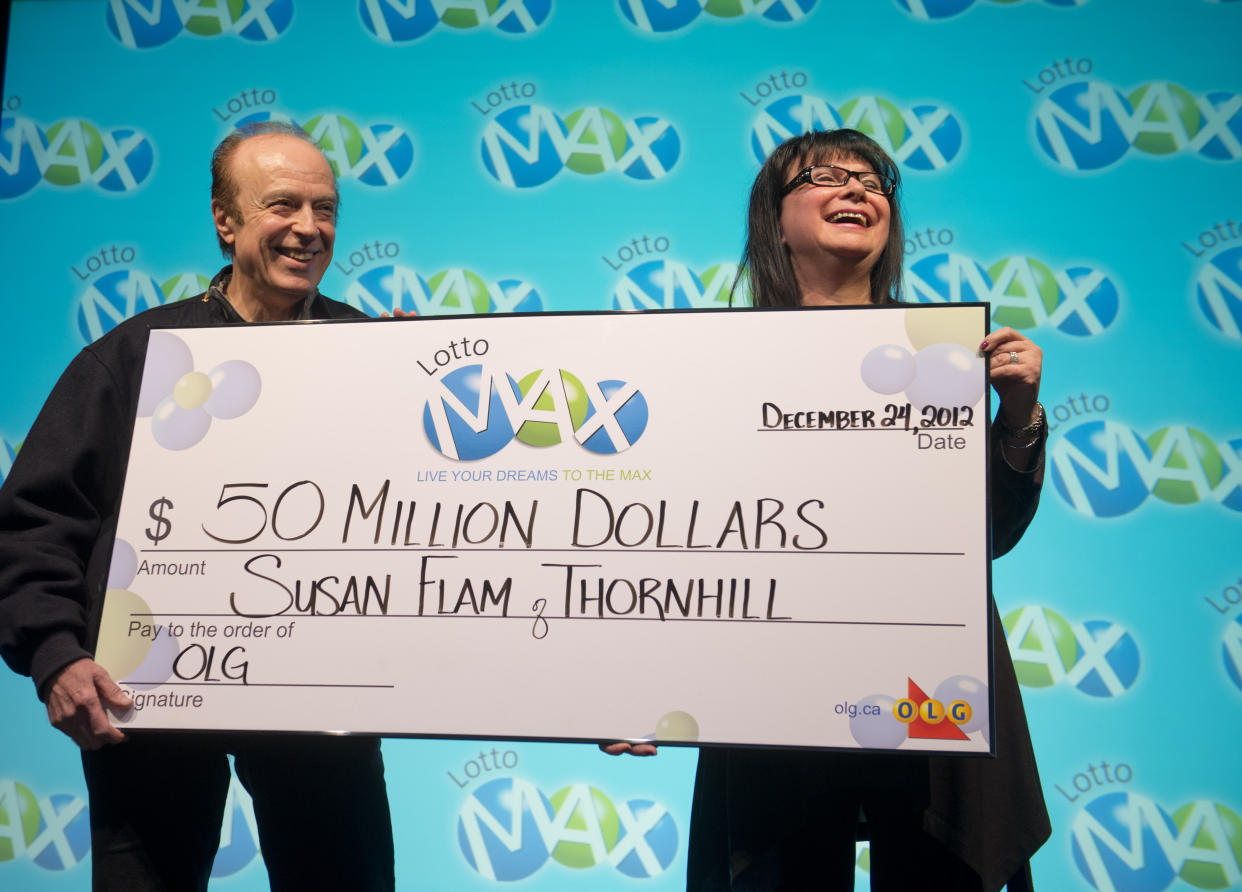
[480,104,680,188]
[457,776,678,881]
[0,115,155,199]
[1003,606,1140,697]
[1224,613,1242,694]
[903,252,1122,336]
[76,268,210,343]
[1034,79,1242,171]
[105,0,293,48]
[1070,791,1242,892]
[231,112,415,187]
[424,364,649,460]
[750,93,963,170]
[612,259,750,309]
[0,779,89,873]
[618,0,817,32]
[1049,420,1242,517]
[1192,244,1242,341]
[895,0,1086,21]
[359,0,551,42]
[346,264,543,315]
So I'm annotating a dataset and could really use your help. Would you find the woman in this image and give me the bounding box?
[607,129,1050,891]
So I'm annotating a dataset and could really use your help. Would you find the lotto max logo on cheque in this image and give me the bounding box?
[360,0,551,42]
[617,0,817,32]
[750,92,963,171]
[1003,606,1140,698]
[903,251,1122,336]
[1033,78,1242,171]
[457,776,679,881]
[105,0,293,48]
[1048,420,1242,517]
[1,114,154,199]
[480,104,680,188]
[423,361,649,461]
[1069,790,1242,892]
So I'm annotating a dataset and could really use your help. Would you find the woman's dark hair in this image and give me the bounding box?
[734,129,904,307]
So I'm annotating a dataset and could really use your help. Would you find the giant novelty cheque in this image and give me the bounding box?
[96,304,994,753]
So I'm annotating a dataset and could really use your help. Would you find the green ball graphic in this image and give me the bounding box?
[1147,426,1224,504]
[425,269,490,314]
[1173,801,1242,890]
[1129,83,1201,155]
[563,107,628,174]
[183,0,245,35]
[0,781,40,861]
[1003,606,1077,688]
[840,97,907,152]
[162,273,212,303]
[43,119,104,186]
[704,0,757,17]
[440,0,501,28]
[987,256,1059,330]
[515,369,589,447]
[701,263,747,307]
[549,785,620,868]
[303,115,364,177]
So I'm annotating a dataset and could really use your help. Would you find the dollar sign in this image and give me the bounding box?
[146,497,174,546]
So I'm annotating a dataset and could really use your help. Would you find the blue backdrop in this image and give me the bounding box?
[2,1,1241,890]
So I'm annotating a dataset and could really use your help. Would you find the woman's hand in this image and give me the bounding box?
[981,327,1042,430]
[599,741,659,756]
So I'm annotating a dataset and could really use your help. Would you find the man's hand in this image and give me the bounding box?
[599,741,659,757]
[45,658,132,750]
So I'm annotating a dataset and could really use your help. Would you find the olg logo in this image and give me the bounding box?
[480,105,680,188]
[1034,80,1242,171]
[1071,792,1242,892]
[0,115,154,199]
[1004,606,1140,698]
[618,0,817,32]
[359,0,550,42]
[903,252,1121,336]
[1193,245,1242,341]
[1050,420,1242,517]
[77,269,209,343]
[751,93,963,170]
[106,0,293,48]
[346,265,543,315]
[457,777,678,881]
[896,0,1085,21]
[612,260,748,309]
[424,364,649,460]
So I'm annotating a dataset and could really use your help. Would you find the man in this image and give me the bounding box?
[0,122,395,891]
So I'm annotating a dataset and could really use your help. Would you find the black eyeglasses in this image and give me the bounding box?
[781,164,895,197]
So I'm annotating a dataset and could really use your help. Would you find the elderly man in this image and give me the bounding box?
[0,123,394,890]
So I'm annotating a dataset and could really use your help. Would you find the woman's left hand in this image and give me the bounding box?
[981,327,1043,429]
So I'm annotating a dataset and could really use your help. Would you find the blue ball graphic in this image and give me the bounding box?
[345,264,431,317]
[1224,615,1242,691]
[423,365,518,461]
[750,95,843,162]
[1055,267,1121,336]
[481,105,566,188]
[618,0,705,32]
[489,278,544,313]
[1070,792,1176,892]
[356,124,415,186]
[1196,245,1242,340]
[578,380,649,454]
[621,116,681,179]
[1050,420,1152,517]
[358,0,438,41]
[1073,620,1140,697]
[1218,437,1242,511]
[493,0,552,32]
[77,268,166,343]
[1196,91,1242,161]
[457,777,554,881]
[97,128,155,192]
[904,252,993,304]
[1035,81,1132,171]
[0,115,47,198]
[235,0,294,41]
[614,799,678,878]
[30,793,90,871]
[901,105,963,170]
[105,0,182,47]
[893,0,974,19]
[761,0,817,22]
[613,259,705,310]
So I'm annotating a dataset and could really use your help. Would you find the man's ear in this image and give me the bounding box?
[211,200,236,249]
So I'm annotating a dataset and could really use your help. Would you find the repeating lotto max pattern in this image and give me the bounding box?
[2,2,1241,890]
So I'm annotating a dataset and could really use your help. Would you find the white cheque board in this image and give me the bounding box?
[97,304,994,753]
